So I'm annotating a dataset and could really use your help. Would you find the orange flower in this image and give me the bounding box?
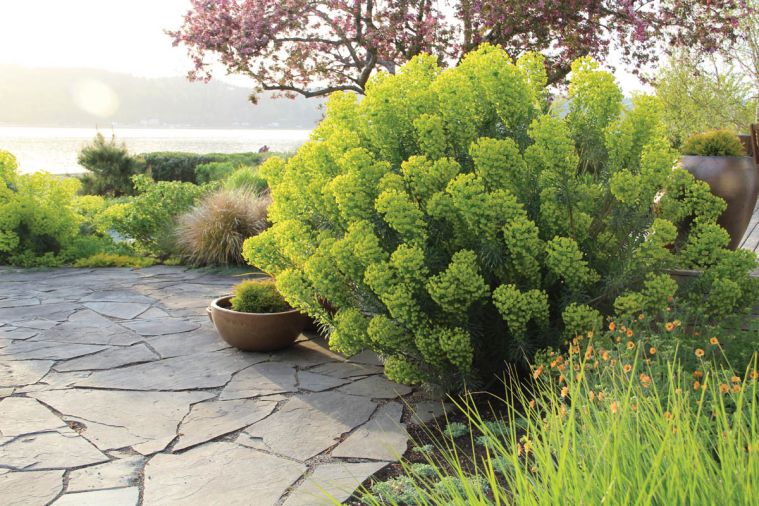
[631,403,638,412]
[529,399,536,409]
[601,351,610,361]
[665,322,675,332]
[587,331,594,338]
[598,391,605,401]
[609,322,616,332]
[559,374,565,383]
[664,411,672,420]
[610,359,617,367]
[695,348,705,358]
[751,371,759,380]
[710,337,719,345]
[693,381,701,390]
[720,383,729,394]
[638,313,645,321]
[693,370,704,379]
[561,386,569,398]
[626,328,634,337]
[731,376,741,384]
[623,364,632,373]
[732,384,741,394]
[649,347,657,355]
[626,341,635,350]
[533,366,543,380]
[610,401,619,414]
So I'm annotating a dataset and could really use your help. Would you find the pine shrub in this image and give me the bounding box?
[681,129,746,157]
[230,278,290,313]
[242,45,759,387]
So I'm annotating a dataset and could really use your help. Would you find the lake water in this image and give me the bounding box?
[0,126,312,174]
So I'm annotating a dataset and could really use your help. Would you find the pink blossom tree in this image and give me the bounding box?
[170,0,745,100]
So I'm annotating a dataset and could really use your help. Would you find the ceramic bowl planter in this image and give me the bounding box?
[207,295,311,352]
[680,155,759,249]
[680,127,759,250]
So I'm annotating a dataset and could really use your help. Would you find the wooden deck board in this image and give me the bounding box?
[739,201,759,253]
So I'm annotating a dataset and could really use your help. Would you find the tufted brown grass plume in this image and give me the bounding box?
[176,189,270,266]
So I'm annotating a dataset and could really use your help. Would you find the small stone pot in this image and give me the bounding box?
[681,155,759,249]
[207,295,310,352]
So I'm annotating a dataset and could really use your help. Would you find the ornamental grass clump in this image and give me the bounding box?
[360,354,759,505]
[242,45,759,387]
[176,189,270,266]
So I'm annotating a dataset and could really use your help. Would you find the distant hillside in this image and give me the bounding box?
[0,65,324,129]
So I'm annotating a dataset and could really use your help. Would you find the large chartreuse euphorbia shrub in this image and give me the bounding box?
[243,45,759,387]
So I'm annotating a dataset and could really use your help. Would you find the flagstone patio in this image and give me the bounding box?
[0,266,437,505]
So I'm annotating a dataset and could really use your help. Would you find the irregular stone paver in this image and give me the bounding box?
[0,266,416,505]
[0,302,79,325]
[52,487,139,506]
[120,317,199,336]
[174,398,278,451]
[67,455,145,492]
[270,338,344,367]
[309,361,385,378]
[0,328,38,340]
[219,362,298,400]
[15,319,57,330]
[0,298,39,309]
[0,360,53,387]
[81,291,155,304]
[0,341,104,361]
[76,349,261,390]
[0,397,69,439]
[34,310,143,346]
[244,391,376,461]
[143,443,305,506]
[144,325,229,358]
[297,370,351,392]
[1,431,109,469]
[32,389,214,454]
[18,370,91,392]
[338,375,413,399]
[332,402,408,461]
[0,470,64,506]
[283,461,387,506]
[83,301,150,320]
[54,343,158,372]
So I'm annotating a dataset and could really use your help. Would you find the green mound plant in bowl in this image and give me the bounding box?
[230,278,290,313]
[680,128,758,249]
[207,278,310,351]
[681,129,746,157]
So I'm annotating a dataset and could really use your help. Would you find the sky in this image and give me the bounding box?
[0,0,647,94]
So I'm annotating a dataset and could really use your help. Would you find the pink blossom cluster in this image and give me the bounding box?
[168,0,747,98]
